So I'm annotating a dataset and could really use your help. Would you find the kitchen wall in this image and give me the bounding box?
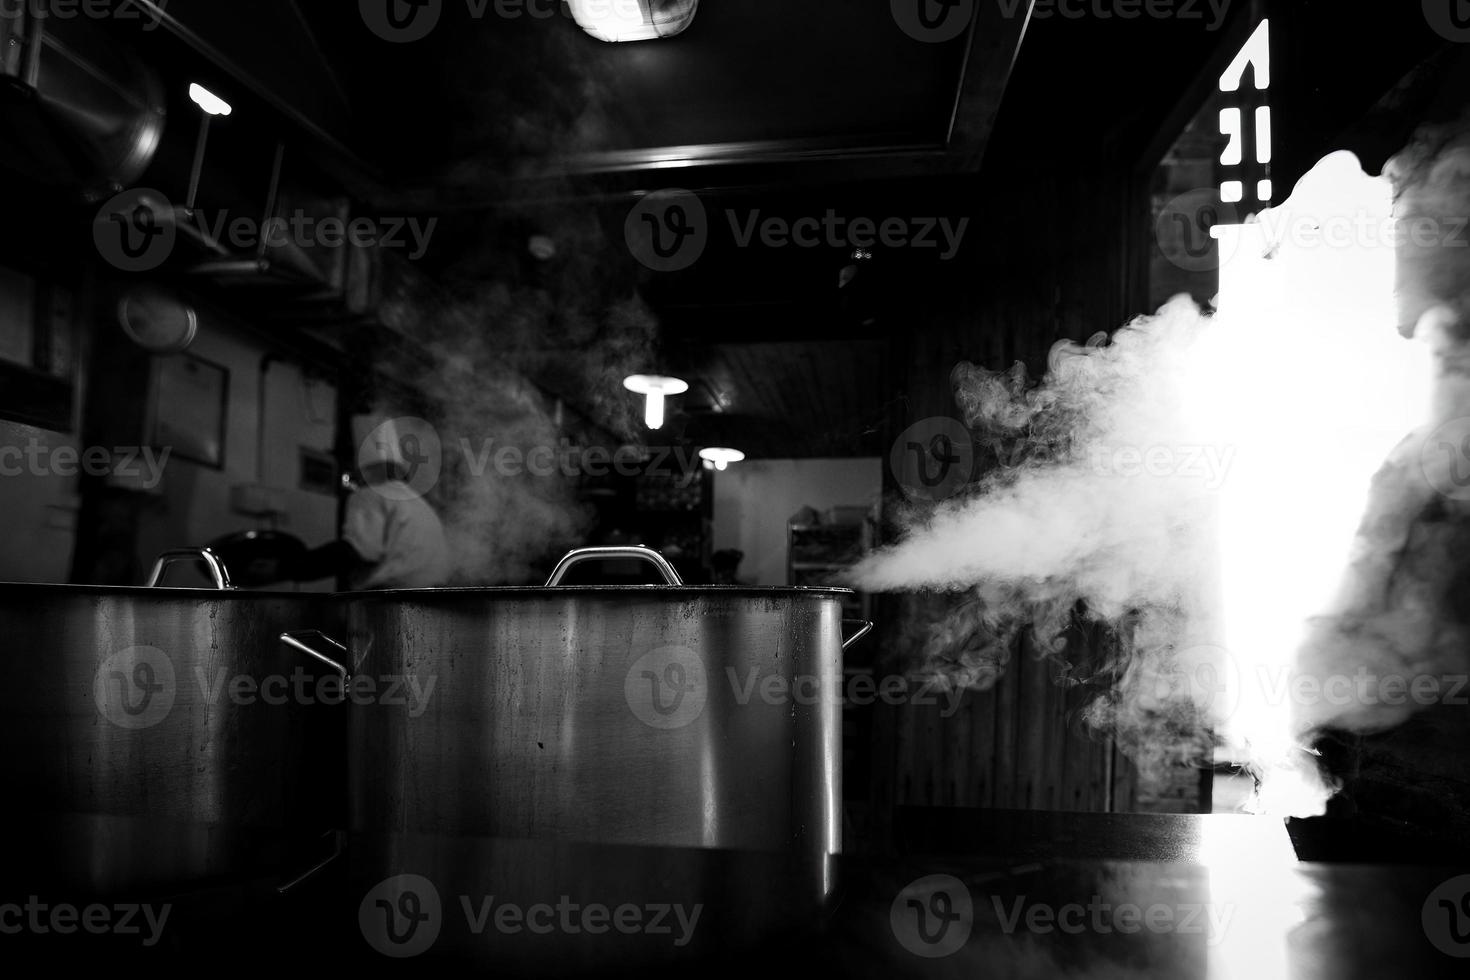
[132,313,339,589]
[0,421,81,583]
[711,458,881,586]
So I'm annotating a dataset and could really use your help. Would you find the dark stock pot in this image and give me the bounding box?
[0,549,345,891]
[281,547,872,864]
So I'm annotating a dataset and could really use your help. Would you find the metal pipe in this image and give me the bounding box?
[258,141,286,259]
[21,0,43,87]
[185,112,211,212]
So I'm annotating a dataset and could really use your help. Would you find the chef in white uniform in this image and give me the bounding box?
[293,416,452,590]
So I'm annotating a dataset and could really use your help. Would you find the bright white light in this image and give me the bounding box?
[1256,106,1273,163]
[568,0,652,42]
[189,83,232,117]
[623,375,689,431]
[1221,180,1244,203]
[699,447,745,472]
[1257,179,1273,202]
[1220,19,1270,92]
[1191,151,1433,815]
[1220,108,1244,166]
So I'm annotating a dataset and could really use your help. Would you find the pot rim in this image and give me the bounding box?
[0,583,856,600]
[0,582,331,599]
[335,585,857,601]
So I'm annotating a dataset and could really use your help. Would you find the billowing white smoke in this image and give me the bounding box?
[850,143,1470,816]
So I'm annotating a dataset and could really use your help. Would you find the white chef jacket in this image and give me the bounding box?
[341,482,452,590]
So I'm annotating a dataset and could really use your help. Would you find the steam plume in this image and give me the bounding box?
[850,140,1470,815]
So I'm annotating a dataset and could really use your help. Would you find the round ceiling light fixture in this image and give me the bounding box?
[568,0,699,42]
[699,447,746,472]
[623,374,689,430]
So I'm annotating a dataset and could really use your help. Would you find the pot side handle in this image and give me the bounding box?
[279,630,349,677]
[545,546,684,586]
[842,619,874,650]
[146,548,233,589]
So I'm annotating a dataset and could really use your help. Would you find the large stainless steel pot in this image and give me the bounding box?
[282,547,870,864]
[0,549,344,847]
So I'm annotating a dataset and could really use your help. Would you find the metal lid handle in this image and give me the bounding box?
[146,548,233,589]
[545,546,683,587]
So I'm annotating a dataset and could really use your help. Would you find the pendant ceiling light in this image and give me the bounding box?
[699,448,745,472]
[624,374,688,430]
[568,0,698,42]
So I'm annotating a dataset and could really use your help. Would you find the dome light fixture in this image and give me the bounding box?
[188,83,232,116]
[568,0,699,42]
[623,374,688,430]
[699,447,745,472]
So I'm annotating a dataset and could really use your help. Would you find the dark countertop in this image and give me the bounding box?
[2,810,1467,978]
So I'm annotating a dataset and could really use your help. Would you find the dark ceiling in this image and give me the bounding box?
[51,1,1458,459]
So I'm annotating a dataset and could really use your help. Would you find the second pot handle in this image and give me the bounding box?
[545,546,683,587]
[280,630,349,677]
[147,548,233,590]
[842,620,874,650]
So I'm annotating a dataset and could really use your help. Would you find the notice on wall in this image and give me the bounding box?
[153,354,229,469]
